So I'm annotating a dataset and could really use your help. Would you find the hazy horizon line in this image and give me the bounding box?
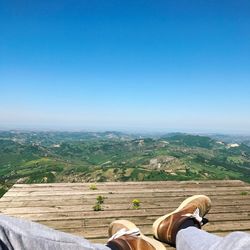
[0,127,250,136]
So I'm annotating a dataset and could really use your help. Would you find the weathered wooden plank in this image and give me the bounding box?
[1,197,250,214]
[1,192,247,207]
[5,204,250,222]
[2,189,250,203]
[1,194,249,208]
[58,220,250,239]
[1,192,250,209]
[24,212,250,231]
[10,183,247,192]
[12,180,246,188]
[5,186,250,197]
[10,180,248,191]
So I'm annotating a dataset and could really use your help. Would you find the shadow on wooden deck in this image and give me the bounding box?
[1,180,250,249]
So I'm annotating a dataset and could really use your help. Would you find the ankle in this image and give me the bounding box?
[107,239,124,250]
[107,244,119,250]
[178,218,201,232]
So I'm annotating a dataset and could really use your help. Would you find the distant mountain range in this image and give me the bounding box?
[1,131,250,197]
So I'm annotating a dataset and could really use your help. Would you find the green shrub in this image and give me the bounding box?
[89,183,97,190]
[93,195,106,211]
[96,195,105,204]
[240,191,248,195]
[0,188,7,198]
[93,203,102,211]
[132,199,141,209]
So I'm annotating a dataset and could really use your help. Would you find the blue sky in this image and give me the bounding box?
[1,1,250,133]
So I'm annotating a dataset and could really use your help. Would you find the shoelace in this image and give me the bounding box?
[183,208,204,225]
[107,228,141,242]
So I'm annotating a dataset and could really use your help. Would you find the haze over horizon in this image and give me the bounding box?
[1,1,250,133]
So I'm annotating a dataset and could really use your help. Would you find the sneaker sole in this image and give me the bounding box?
[110,219,166,250]
[152,195,210,239]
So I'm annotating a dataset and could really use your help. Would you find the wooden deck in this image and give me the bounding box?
[1,180,250,249]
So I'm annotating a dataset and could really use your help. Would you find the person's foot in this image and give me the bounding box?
[152,195,211,246]
[107,219,166,250]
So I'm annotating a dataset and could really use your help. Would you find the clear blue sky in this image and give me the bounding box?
[1,0,250,133]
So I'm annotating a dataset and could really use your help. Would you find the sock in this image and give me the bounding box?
[107,246,119,250]
[106,242,119,250]
[178,218,200,231]
[178,217,209,231]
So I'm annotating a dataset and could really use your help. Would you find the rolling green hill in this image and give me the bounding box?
[1,131,250,197]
